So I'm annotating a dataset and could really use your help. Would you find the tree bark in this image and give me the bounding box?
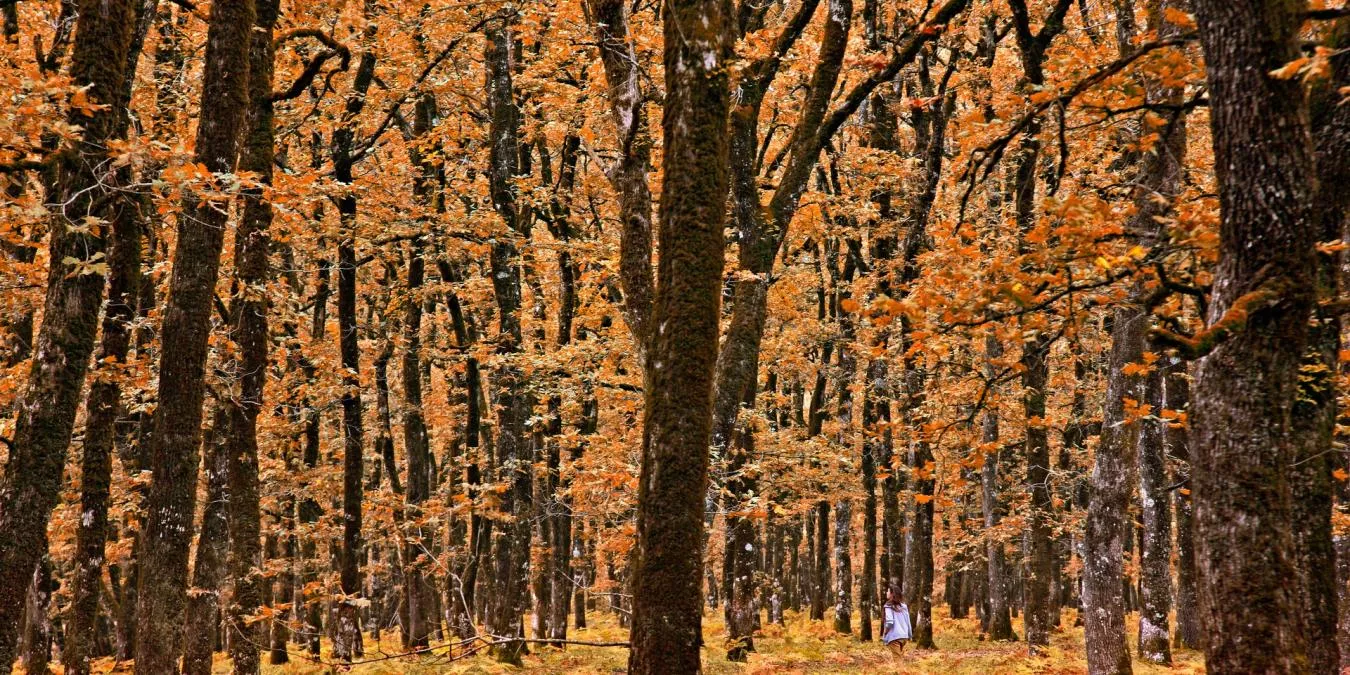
[981,337,1015,642]
[62,2,157,668]
[1187,0,1319,667]
[182,412,231,675]
[1295,21,1350,674]
[135,0,254,668]
[223,0,278,667]
[483,22,532,664]
[402,93,438,651]
[0,0,139,666]
[626,0,731,670]
[1137,367,1172,664]
[329,29,377,662]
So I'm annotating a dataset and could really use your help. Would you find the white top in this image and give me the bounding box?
[882,602,912,643]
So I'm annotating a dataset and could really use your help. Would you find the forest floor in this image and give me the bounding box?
[176,606,1205,674]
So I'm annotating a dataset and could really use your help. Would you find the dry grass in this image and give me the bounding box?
[114,605,1208,674]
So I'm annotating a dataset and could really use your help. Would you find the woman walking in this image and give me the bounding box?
[882,583,912,658]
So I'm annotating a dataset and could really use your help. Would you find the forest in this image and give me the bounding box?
[0,0,1346,671]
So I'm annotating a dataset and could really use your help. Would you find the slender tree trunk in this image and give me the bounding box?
[182,412,231,675]
[401,90,439,650]
[1166,359,1202,651]
[903,361,936,649]
[222,0,277,668]
[1294,23,1350,674]
[1137,367,1172,664]
[982,340,1014,641]
[329,32,377,662]
[1015,152,1053,652]
[833,500,854,635]
[135,0,254,668]
[483,23,532,664]
[724,426,760,661]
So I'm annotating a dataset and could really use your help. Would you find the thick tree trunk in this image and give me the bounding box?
[20,554,52,674]
[626,0,731,670]
[1187,0,1319,667]
[1083,307,1141,674]
[135,0,254,668]
[0,0,139,667]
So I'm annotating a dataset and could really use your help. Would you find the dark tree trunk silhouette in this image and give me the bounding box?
[182,412,231,675]
[1005,0,1074,651]
[981,337,1014,641]
[136,0,254,668]
[626,0,731,670]
[0,0,138,666]
[329,26,377,661]
[483,21,532,664]
[62,0,154,663]
[223,0,278,667]
[1294,20,1350,674]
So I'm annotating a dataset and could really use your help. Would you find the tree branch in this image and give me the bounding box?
[1149,276,1290,359]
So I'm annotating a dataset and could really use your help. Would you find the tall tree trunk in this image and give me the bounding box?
[1004,0,1073,651]
[0,0,139,666]
[724,422,760,661]
[833,500,854,635]
[297,255,330,656]
[1166,359,1202,651]
[483,22,532,664]
[62,1,156,669]
[329,30,377,662]
[902,358,936,649]
[861,362,883,641]
[1294,21,1350,674]
[402,92,438,651]
[135,0,254,668]
[182,412,231,675]
[981,338,1014,641]
[1084,307,1141,674]
[20,553,52,674]
[1186,0,1318,667]
[223,0,278,668]
[626,0,731,670]
[1016,166,1053,652]
[1137,367,1172,664]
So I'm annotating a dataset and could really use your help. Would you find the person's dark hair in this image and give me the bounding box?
[886,583,903,605]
